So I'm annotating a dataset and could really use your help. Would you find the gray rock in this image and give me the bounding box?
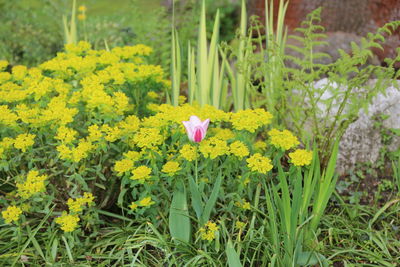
[311,79,400,174]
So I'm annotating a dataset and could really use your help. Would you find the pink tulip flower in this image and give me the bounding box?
[182,115,210,143]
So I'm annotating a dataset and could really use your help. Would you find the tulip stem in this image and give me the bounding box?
[195,156,198,185]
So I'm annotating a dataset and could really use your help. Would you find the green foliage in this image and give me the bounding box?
[0,1,63,66]
[281,9,400,166]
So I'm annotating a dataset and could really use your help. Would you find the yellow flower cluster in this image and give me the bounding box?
[199,137,230,159]
[268,129,300,150]
[55,212,80,232]
[199,221,219,241]
[230,109,273,132]
[212,128,235,141]
[67,192,95,213]
[229,141,250,158]
[55,126,77,144]
[114,159,134,175]
[129,196,155,211]
[179,144,197,162]
[16,170,47,199]
[131,166,152,181]
[246,153,273,174]
[235,199,251,210]
[162,161,181,175]
[2,206,22,224]
[13,133,35,152]
[132,128,164,149]
[57,139,94,162]
[289,149,313,166]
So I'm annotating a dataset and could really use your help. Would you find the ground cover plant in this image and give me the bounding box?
[1,0,400,266]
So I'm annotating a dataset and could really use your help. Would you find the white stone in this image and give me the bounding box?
[311,79,400,174]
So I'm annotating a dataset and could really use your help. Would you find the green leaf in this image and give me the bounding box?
[200,171,223,225]
[226,239,242,267]
[169,180,191,243]
[188,174,203,220]
[296,251,328,267]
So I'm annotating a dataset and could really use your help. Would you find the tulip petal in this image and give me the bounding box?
[182,121,194,141]
[189,115,202,126]
[201,118,210,132]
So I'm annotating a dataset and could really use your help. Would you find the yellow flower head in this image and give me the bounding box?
[246,153,273,174]
[55,126,77,144]
[131,165,152,181]
[132,128,163,149]
[2,206,22,224]
[138,196,155,207]
[254,140,267,151]
[14,133,35,152]
[268,129,299,150]
[162,161,181,175]
[212,128,235,141]
[235,199,251,210]
[16,170,47,199]
[230,109,272,133]
[129,202,138,211]
[199,221,219,241]
[55,212,80,232]
[179,144,197,162]
[289,149,313,166]
[114,158,134,175]
[229,141,249,158]
[67,192,94,213]
[199,137,229,159]
[123,151,141,161]
[78,5,87,12]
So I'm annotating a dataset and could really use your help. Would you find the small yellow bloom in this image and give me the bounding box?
[161,161,181,175]
[129,202,138,211]
[289,149,313,166]
[16,170,47,199]
[179,144,197,162]
[2,206,22,224]
[78,14,86,21]
[78,5,87,12]
[199,137,229,159]
[268,129,299,150]
[230,109,272,133]
[55,126,77,144]
[67,192,94,213]
[13,133,35,152]
[114,158,134,175]
[199,221,219,241]
[55,212,80,232]
[138,196,155,207]
[123,151,141,161]
[229,141,249,158]
[131,166,152,181]
[235,199,251,210]
[246,153,273,174]
[254,140,267,151]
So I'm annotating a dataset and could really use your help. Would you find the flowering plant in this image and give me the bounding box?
[0,42,327,266]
